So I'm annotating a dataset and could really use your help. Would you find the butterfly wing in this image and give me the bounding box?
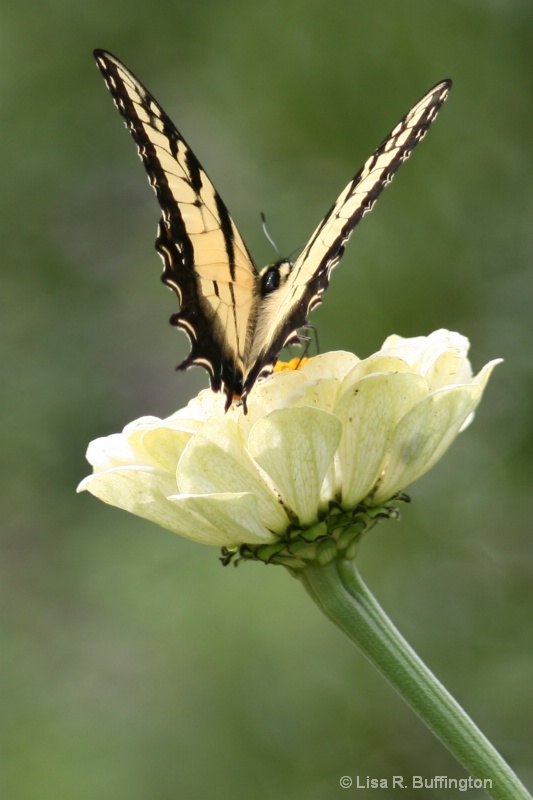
[94,50,258,407]
[241,79,452,403]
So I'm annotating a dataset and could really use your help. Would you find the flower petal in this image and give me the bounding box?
[168,492,277,546]
[341,355,414,387]
[380,329,469,373]
[84,433,138,472]
[458,358,503,432]
[140,424,195,473]
[298,351,360,382]
[85,417,162,472]
[424,346,473,390]
[246,369,310,417]
[170,388,227,422]
[335,372,428,507]
[248,407,342,527]
[256,354,361,417]
[373,384,482,502]
[77,466,184,533]
[473,358,503,389]
[177,415,290,533]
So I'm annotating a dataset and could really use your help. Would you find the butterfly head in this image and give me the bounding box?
[260,259,293,297]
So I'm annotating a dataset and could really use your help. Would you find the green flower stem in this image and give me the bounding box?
[298,558,531,800]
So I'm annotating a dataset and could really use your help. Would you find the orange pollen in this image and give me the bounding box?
[273,357,309,373]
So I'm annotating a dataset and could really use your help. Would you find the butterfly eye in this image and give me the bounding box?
[261,267,281,295]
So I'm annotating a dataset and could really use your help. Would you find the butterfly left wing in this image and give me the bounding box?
[241,79,452,404]
[94,50,259,408]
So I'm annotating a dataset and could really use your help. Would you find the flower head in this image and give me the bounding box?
[78,330,500,566]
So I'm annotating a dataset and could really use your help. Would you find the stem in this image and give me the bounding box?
[298,559,531,800]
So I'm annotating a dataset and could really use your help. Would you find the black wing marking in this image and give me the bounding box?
[94,50,259,408]
[240,79,452,403]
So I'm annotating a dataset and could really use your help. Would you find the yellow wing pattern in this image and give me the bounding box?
[94,50,259,403]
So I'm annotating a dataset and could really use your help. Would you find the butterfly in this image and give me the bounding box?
[94,50,451,411]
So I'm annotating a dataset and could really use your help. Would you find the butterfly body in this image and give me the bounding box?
[94,50,451,410]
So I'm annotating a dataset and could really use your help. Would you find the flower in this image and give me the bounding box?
[78,330,500,565]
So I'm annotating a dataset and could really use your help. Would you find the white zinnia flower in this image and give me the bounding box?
[78,330,500,566]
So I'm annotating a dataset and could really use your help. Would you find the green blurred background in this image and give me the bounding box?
[2,2,532,798]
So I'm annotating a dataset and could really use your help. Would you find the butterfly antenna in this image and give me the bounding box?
[260,212,282,259]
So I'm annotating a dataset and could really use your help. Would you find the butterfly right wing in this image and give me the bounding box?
[94,50,258,406]
[241,79,452,403]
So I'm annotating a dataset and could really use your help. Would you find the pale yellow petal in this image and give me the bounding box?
[424,347,473,390]
[177,416,290,533]
[298,351,360,382]
[342,355,414,387]
[335,372,428,507]
[140,425,195,473]
[246,369,309,416]
[379,330,469,373]
[170,388,227,422]
[84,433,138,472]
[169,492,277,546]
[248,407,342,527]
[77,466,184,533]
[473,358,503,388]
[153,499,227,545]
[374,384,481,502]
[458,359,503,432]
[293,377,342,414]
